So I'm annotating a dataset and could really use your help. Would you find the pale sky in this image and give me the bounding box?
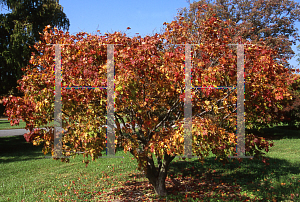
[60,0,188,38]
[1,0,300,73]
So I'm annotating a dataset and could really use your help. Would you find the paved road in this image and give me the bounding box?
[0,127,67,137]
[0,123,136,137]
[0,129,30,137]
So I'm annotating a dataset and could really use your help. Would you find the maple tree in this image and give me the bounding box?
[178,0,300,72]
[2,6,299,196]
[278,74,300,128]
[173,1,300,131]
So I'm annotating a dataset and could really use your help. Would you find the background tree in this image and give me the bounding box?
[2,6,297,195]
[177,0,300,71]
[279,73,300,128]
[175,0,300,130]
[298,43,300,66]
[0,0,70,117]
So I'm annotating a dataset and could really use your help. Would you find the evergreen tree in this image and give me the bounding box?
[0,0,70,116]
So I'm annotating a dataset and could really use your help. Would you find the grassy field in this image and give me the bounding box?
[0,119,56,130]
[0,122,300,201]
[0,119,28,130]
[0,116,126,130]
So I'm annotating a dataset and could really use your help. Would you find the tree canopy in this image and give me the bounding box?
[175,0,300,129]
[2,5,299,196]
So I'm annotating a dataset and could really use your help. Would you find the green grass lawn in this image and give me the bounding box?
[0,123,300,201]
[0,119,28,130]
[0,119,56,130]
[0,116,128,130]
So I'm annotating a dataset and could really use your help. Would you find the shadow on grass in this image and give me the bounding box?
[116,128,300,201]
[78,152,300,202]
[0,135,46,163]
[246,125,300,140]
[111,155,300,201]
[163,128,300,201]
[0,136,126,164]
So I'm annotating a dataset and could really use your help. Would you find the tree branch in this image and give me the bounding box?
[157,156,162,173]
[148,96,182,142]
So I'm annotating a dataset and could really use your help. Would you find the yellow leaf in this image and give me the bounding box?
[213,104,219,114]
[179,137,184,143]
[204,101,210,105]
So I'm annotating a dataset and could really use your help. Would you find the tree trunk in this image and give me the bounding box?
[147,166,168,196]
[144,153,176,196]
